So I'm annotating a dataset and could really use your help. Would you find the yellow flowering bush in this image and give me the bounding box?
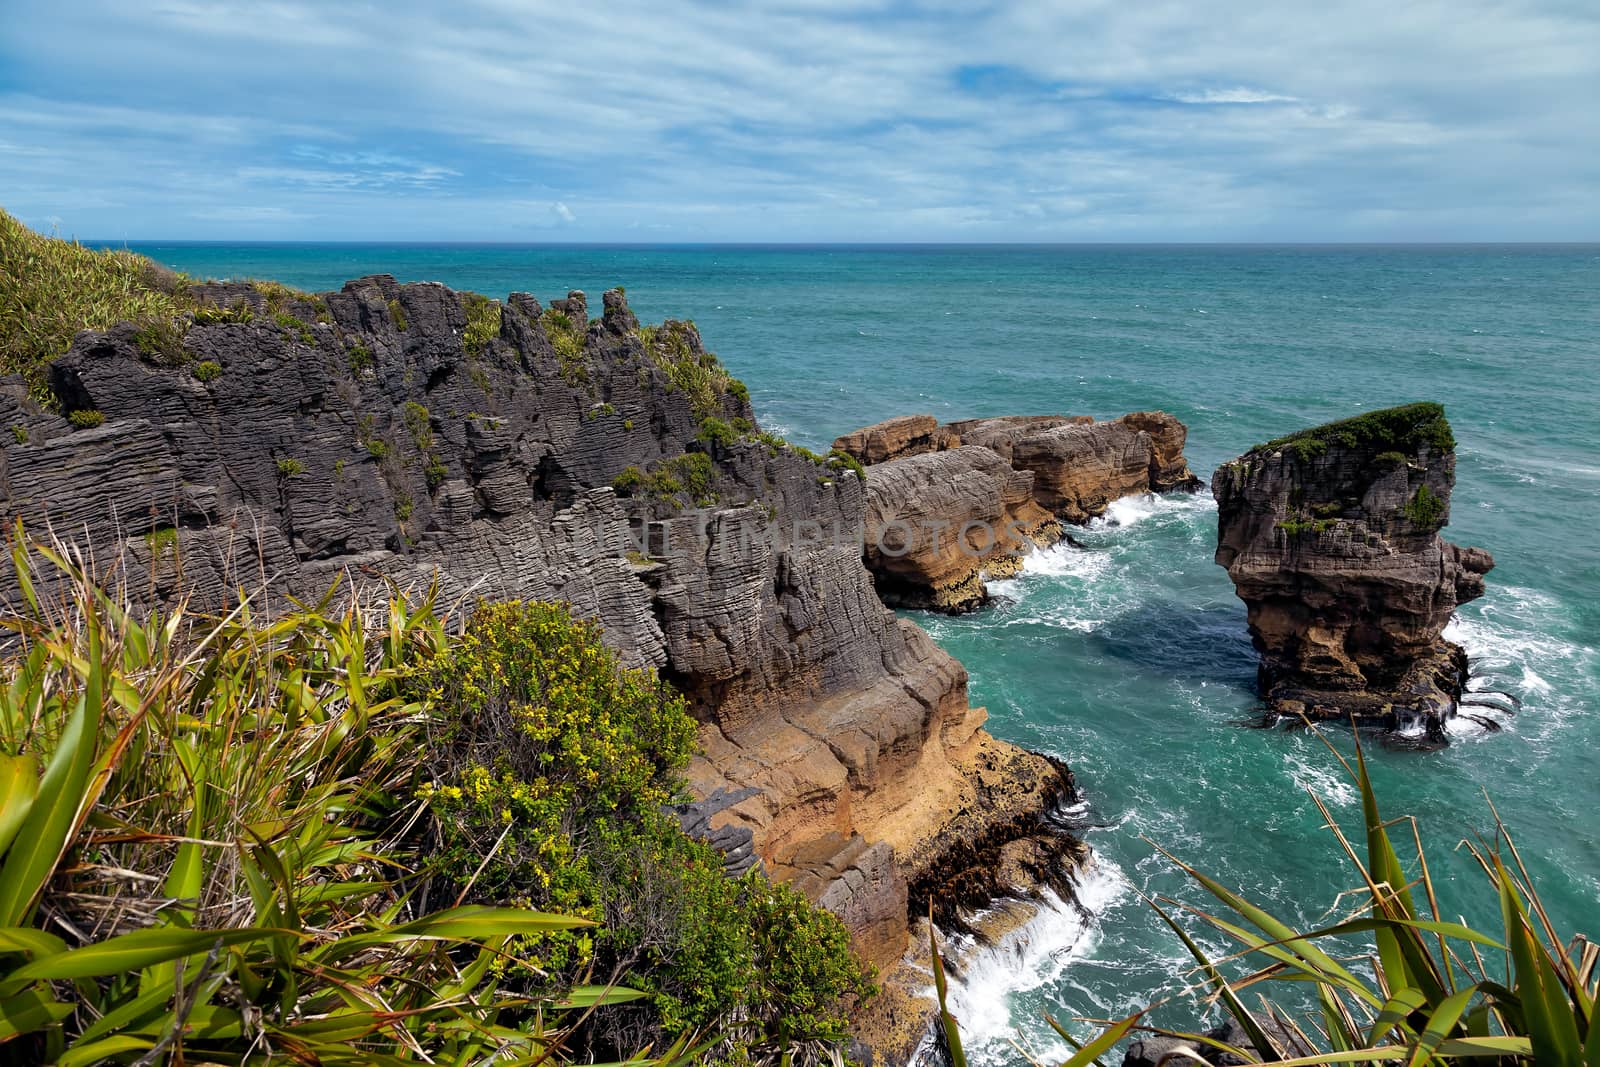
[416,602,872,1061]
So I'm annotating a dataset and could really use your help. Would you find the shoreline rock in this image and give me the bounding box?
[1211,403,1493,738]
[834,410,1202,611]
[0,276,1085,1057]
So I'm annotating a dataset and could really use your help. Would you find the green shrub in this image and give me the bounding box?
[461,292,502,357]
[542,308,588,384]
[637,321,749,420]
[402,400,433,449]
[347,342,374,373]
[0,544,664,1065]
[272,309,315,346]
[132,316,190,365]
[191,300,254,325]
[425,454,448,489]
[387,297,408,331]
[1254,402,1455,462]
[697,416,737,448]
[192,359,222,382]
[1375,450,1408,466]
[1402,482,1446,526]
[395,492,414,522]
[415,602,870,1054]
[827,448,867,481]
[67,409,104,428]
[276,456,306,477]
[10,424,27,444]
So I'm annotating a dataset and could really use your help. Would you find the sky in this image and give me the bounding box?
[2,1,1597,242]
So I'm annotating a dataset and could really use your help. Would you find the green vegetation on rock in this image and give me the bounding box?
[1403,482,1446,526]
[1253,402,1455,462]
[461,291,502,357]
[613,452,717,506]
[67,409,104,429]
[1,208,194,403]
[635,321,747,421]
[0,543,726,1066]
[416,601,872,1053]
[0,537,872,1064]
[192,359,222,382]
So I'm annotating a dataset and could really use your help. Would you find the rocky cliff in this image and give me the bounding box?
[834,410,1201,612]
[1211,403,1493,738]
[0,276,1079,1051]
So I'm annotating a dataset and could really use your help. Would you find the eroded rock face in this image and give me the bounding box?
[0,276,1066,985]
[1010,412,1200,522]
[862,446,1062,612]
[1212,404,1493,737]
[832,410,1200,609]
[831,413,957,465]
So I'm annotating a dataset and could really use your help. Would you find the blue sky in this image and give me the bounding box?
[2,1,1597,242]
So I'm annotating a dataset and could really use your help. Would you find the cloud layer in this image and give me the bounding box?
[2,1,1596,240]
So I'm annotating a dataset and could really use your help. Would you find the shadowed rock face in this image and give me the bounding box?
[1211,404,1493,738]
[0,276,1069,986]
[833,410,1201,611]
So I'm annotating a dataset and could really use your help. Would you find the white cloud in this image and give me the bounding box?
[1168,88,1301,104]
[0,0,1596,239]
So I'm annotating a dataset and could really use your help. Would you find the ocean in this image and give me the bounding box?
[115,241,1600,1063]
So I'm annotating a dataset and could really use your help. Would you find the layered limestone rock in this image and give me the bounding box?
[1212,403,1494,738]
[0,277,1072,1003]
[833,410,1200,609]
[830,413,957,465]
[861,446,1062,612]
[1010,411,1202,522]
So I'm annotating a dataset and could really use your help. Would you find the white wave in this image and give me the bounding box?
[1089,491,1216,531]
[939,856,1130,1056]
[1016,542,1114,581]
[1284,751,1357,806]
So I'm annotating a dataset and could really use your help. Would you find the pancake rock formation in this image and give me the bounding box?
[834,410,1201,611]
[0,276,1078,1059]
[1211,403,1493,739]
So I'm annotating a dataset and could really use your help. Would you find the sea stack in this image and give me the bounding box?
[1211,403,1493,738]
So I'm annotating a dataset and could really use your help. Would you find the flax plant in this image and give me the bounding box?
[0,531,690,1065]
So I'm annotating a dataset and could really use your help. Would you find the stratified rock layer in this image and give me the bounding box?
[862,446,1061,612]
[1211,403,1493,737]
[0,277,1069,985]
[834,410,1201,610]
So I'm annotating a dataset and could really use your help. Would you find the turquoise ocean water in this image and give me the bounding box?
[118,242,1600,1062]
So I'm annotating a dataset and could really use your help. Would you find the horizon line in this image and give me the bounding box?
[88,238,1600,249]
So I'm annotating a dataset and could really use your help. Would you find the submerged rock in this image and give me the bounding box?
[1211,403,1493,738]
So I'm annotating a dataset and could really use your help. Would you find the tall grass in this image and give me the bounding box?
[0,209,198,404]
[0,530,694,1064]
[929,730,1597,1067]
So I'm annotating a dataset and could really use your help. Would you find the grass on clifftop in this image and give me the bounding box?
[0,208,200,403]
[1251,402,1455,462]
